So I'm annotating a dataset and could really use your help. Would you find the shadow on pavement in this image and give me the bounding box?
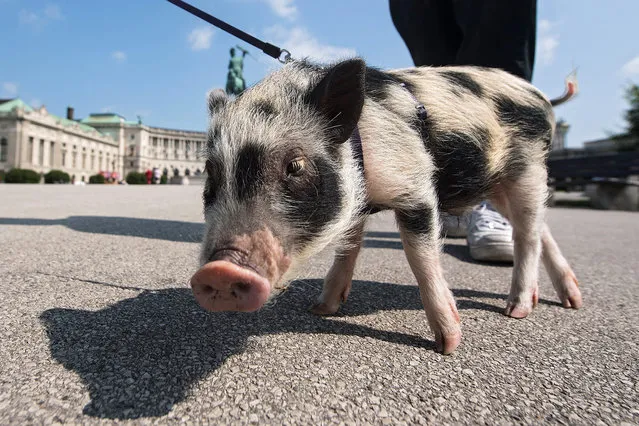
[0,216,204,243]
[363,231,511,267]
[40,278,560,419]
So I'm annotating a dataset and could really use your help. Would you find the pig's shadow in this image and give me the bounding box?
[39,279,560,420]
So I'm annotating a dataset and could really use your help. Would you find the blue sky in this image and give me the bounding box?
[1,0,637,147]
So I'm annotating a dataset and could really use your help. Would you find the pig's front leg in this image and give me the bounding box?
[310,220,365,316]
[396,207,461,354]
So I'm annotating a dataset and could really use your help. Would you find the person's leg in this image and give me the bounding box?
[453,0,537,81]
[389,0,461,67]
[453,1,537,258]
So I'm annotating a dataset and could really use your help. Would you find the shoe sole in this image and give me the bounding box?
[442,229,468,238]
[469,243,514,263]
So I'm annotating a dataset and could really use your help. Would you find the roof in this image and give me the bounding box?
[0,98,34,113]
[53,115,101,134]
[0,98,109,138]
[81,113,126,125]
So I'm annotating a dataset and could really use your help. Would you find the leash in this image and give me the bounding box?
[166,0,292,63]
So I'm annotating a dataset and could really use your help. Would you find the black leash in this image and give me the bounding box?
[166,0,292,63]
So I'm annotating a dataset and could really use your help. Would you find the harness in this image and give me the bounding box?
[352,83,428,215]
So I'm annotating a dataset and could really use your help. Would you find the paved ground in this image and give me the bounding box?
[1,184,637,425]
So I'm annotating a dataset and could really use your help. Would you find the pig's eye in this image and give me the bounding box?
[286,158,306,177]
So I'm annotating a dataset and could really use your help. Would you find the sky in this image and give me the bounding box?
[1,0,637,148]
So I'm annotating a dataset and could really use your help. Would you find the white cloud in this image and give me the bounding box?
[30,99,42,108]
[44,4,63,20]
[621,56,639,77]
[101,106,114,113]
[19,10,39,25]
[188,27,214,51]
[538,19,559,66]
[2,82,18,97]
[112,51,127,62]
[538,19,552,33]
[19,4,63,30]
[263,0,297,20]
[264,25,356,63]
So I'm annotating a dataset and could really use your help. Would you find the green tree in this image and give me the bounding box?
[624,84,639,140]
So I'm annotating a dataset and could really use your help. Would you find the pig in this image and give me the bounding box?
[190,58,582,354]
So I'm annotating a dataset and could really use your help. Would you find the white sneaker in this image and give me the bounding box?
[467,202,514,262]
[440,211,471,238]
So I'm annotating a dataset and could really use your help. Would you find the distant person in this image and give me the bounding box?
[153,168,161,185]
[389,0,538,262]
[145,169,152,185]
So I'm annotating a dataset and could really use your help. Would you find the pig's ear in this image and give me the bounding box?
[308,58,366,144]
[207,89,228,115]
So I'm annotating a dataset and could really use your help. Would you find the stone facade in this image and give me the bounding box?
[0,99,120,182]
[82,114,207,178]
[0,98,207,182]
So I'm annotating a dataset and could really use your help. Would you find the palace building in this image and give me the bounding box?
[0,98,207,182]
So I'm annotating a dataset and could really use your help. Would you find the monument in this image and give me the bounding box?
[225,46,249,96]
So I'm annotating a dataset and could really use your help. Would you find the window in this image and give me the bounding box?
[91,155,95,170]
[28,137,34,163]
[72,151,77,168]
[39,139,45,165]
[130,134,135,140]
[0,138,7,162]
[82,154,86,169]
[49,142,55,166]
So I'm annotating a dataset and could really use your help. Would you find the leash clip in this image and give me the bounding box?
[278,49,292,64]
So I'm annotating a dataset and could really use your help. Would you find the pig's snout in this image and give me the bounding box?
[190,260,271,312]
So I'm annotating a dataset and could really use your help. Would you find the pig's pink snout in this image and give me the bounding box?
[190,261,271,312]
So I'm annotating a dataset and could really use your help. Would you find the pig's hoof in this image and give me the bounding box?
[561,291,583,309]
[504,303,532,319]
[309,301,339,316]
[435,328,461,355]
[504,288,537,319]
[557,273,583,309]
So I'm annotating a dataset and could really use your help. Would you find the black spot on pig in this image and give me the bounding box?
[253,101,277,117]
[404,68,423,75]
[396,206,434,237]
[203,158,223,207]
[439,70,484,97]
[528,89,549,105]
[236,144,266,200]
[426,128,493,211]
[282,157,342,244]
[494,97,552,142]
[365,68,417,103]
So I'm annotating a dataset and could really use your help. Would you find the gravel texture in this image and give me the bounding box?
[0,184,637,425]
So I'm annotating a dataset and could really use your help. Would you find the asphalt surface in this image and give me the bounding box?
[1,184,637,425]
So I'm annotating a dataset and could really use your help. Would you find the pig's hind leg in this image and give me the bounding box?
[310,220,366,316]
[491,164,547,318]
[395,204,461,354]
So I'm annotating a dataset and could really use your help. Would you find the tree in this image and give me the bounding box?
[624,84,639,140]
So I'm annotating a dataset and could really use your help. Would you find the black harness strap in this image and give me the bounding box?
[354,82,428,216]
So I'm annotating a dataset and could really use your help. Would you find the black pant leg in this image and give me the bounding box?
[389,0,462,67]
[452,0,537,81]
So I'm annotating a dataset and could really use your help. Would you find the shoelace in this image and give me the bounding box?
[472,205,511,231]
